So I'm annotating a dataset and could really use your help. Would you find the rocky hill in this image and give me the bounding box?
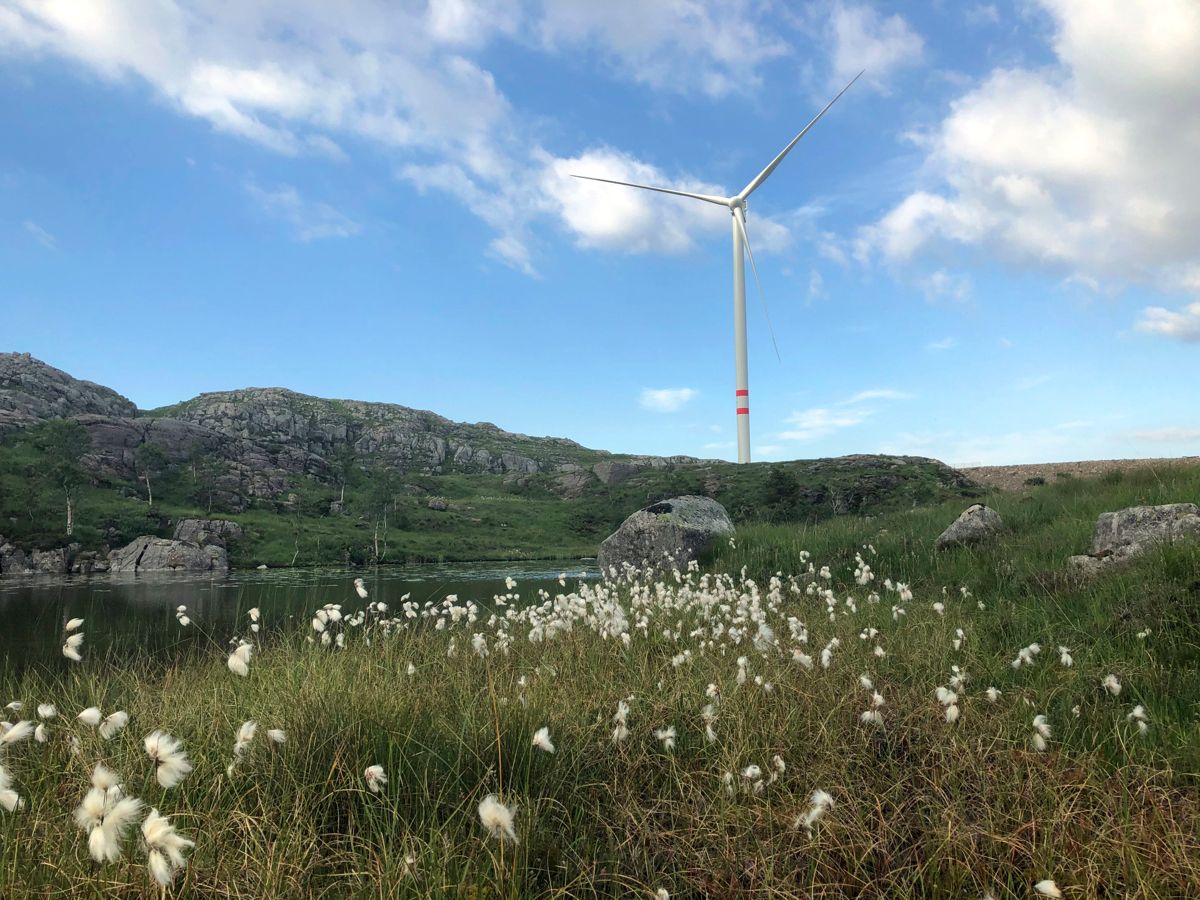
[0,351,984,566]
[0,352,702,509]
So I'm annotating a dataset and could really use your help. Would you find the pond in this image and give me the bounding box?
[0,562,599,673]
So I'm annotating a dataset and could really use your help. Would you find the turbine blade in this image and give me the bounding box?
[569,174,730,206]
[734,206,781,364]
[738,70,864,200]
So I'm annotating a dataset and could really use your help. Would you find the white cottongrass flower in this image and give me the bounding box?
[932,602,945,616]
[795,789,834,836]
[985,687,1000,703]
[364,764,387,793]
[769,755,786,783]
[142,807,195,886]
[65,618,84,632]
[0,721,34,746]
[0,764,23,812]
[655,889,670,900]
[740,764,762,782]
[227,642,253,677]
[77,706,103,726]
[1058,645,1073,667]
[406,662,416,676]
[4,701,21,712]
[36,703,56,720]
[654,726,677,752]
[478,793,518,843]
[99,711,129,741]
[944,704,960,724]
[1033,880,1063,898]
[1102,674,1122,696]
[234,721,257,758]
[63,631,84,661]
[1127,705,1150,735]
[861,709,884,727]
[75,768,142,863]
[1031,714,1052,752]
[34,723,48,743]
[531,726,555,754]
[267,729,287,745]
[935,687,957,707]
[144,731,192,789]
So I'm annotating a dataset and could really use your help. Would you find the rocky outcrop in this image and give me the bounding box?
[0,352,136,434]
[0,537,30,575]
[1067,503,1200,577]
[172,518,244,548]
[935,504,1004,550]
[598,496,735,576]
[593,461,643,485]
[108,537,228,574]
[427,497,449,512]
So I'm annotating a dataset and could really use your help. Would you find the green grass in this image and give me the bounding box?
[0,463,1198,897]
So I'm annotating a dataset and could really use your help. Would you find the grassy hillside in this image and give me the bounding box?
[0,422,979,565]
[0,465,1196,896]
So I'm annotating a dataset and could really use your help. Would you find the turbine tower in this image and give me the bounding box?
[573,72,862,464]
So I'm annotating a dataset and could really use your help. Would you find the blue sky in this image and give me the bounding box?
[1,0,1197,466]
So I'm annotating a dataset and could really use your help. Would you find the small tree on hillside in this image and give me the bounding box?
[366,467,398,563]
[134,442,168,507]
[34,420,89,536]
[334,444,357,505]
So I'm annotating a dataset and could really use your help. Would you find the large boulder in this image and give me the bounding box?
[598,495,734,576]
[934,504,1004,550]
[0,538,31,575]
[108,537,228,574]
[172,518,244,548]
[1067,503,1200,576]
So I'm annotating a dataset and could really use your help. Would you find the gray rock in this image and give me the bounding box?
[552,471,592,498]
[1089,503,1200,555]
[108,537,228,574]
[172,518,244,548]
[592,461,643,485]
[1068,503,1200,577]
[598,495,735,576]
[934,504,1004,550]
[0,539,31,575]
[427,497,449,512]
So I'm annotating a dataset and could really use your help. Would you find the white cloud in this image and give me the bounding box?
[1014,374,1052,391]
[828,3,924,93]
[1135,302,1200,342]
[778,406,871,442]
[842,388,913,404]
[925,337,957,351]
[858,0,1200,325]
[807,269,827,302]
[536,1,787,98]
[0,1,813,272]
[22,219,56,248]
[639,387,697,412]
[245,182,361,242]
[754,444,785,456]
[918,268,971,303]
[702,440,736,450]
[1127,427,1200,442]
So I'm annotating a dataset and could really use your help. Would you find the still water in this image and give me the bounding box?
[0,562,599,673]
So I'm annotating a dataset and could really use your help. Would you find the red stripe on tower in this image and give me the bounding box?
[736,407,750,415]
[735,389,749,396]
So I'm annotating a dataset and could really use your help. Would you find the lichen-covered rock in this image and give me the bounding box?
[172,518,244,548]
[427,497,449,512]
[598,496,735,576]
[108,537,228,573]
[1089,504,1200,555]
[1068,503,1200,577]
[934,504,1004,550]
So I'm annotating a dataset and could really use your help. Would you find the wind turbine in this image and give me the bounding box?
[573,72,863,464]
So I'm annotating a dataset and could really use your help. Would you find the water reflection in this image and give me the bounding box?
[0,562,598,674]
